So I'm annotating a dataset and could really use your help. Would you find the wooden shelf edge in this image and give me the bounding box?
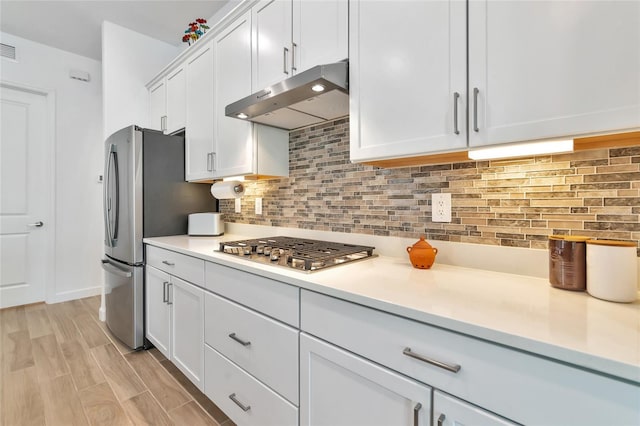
[356,131,640,168]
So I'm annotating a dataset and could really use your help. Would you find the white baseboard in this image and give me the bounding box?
[47,286,102,305]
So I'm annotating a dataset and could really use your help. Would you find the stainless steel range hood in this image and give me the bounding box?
[225,61,348,130]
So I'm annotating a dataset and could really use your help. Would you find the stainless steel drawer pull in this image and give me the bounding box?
[161,260,175,266]
[437,413,446,426]
[167,283,173,305]
[413,402,422,426]
[453,92,460,135]
[473,87,479,132]
[162,281,169,303]
[229,393,251,412]
[228,333,251,347]
[402,347,461,373]
[27,221,44,227]
[283,47,289,75]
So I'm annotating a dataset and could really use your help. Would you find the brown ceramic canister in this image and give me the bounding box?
[548,235,589,291]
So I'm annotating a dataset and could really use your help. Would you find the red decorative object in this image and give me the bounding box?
[182,18,210,45]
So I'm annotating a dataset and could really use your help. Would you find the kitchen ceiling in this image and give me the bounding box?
[0,0,237,61]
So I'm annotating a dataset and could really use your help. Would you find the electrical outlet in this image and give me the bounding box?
[432,193,452,222]
[235,198,241,213]
[255,197,263,215]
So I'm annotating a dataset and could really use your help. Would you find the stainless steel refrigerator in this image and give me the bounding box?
[101,125,214,349]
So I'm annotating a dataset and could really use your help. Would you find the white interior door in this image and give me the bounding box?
[0,85,51,308]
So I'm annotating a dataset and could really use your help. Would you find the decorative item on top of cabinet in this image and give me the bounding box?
[252,0,348,90]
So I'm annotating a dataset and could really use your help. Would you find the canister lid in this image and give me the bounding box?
[586,239,637,247]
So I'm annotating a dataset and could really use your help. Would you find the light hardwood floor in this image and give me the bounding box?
[0,296,236,426]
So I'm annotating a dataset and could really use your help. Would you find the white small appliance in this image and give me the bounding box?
[188,212,224,236]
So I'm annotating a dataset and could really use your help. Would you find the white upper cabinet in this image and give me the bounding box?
[147,64,185,135]
[468,0,640,148]
[350,0,467,162]
[185,42,215,182]
[213,11,255,178]
[252,0,293,90]
[165,65,186,134]
[148,80,166,132]
[292,0,348,73]
[253,0,348,90]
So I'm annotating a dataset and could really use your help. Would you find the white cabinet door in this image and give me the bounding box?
[252,0,293,89]
[148,80,166,132]
[165,65,186,134]
[171,276,205,391]
[468,0,640,147]
[300,333,431,426]
[292,0,348,74]
[145,266,171,359]
[434,391,516,426]
[185,43,215,182]
[213,11,255,178]
[350,0,467,163]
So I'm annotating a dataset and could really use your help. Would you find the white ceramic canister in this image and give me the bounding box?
[586,240,638,303]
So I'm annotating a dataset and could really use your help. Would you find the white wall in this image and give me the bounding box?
[0,31,103,303]
[102,21,180,138]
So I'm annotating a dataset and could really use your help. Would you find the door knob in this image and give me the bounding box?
[27,221,44,227]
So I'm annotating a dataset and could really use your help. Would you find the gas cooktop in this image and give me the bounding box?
[219,236,376,272]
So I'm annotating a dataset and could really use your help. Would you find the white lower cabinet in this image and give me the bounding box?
[205,345,298,426]
[145,257,205,391]
[300,333,431,426]
[433,391,515,426]
[171,276,204,390]
[145,265,171,357]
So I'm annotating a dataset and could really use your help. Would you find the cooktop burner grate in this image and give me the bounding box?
[219,236,376,272]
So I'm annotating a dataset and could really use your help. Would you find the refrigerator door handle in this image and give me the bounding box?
[104,145,113,246]
[101,259,132,278]
[111,147,120,241]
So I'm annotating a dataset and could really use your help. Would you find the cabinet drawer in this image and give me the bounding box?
[205,292,299,405]
[205,262,299,327]
[146,245,204,286]
[301,290,640,426]
[204,345,298,426]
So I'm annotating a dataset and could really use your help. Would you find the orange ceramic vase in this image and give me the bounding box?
[406,236,438,269]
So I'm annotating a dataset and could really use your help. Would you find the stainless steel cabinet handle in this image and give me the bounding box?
[27,221,44,227]
[283,47,289,75]
[291,43,297,72]
[402,347,461,373]
[453,92,460,135]
[229,393,251,412]
[162,281,169,303]
[161,115,167,132]
[228,332,251,347]
[473,87,479,132]
[207,152,213,172]
[167,283,173,305]
[161,260,175,266]
[413,402,422,426]
[100,259,132,278]
[437,413,446,426]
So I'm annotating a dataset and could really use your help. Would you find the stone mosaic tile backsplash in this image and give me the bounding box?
[219,118,640,255]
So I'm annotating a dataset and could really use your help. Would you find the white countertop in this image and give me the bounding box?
[144,233,640,383]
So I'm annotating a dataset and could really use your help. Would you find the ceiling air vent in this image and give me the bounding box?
[1,43,16,60]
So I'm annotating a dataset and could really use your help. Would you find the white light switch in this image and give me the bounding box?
[432,193,452,222]
[235,198,241,213]
[255,197,263,215]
